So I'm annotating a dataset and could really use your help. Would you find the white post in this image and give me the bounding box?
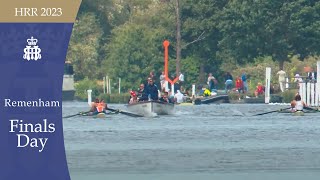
[299,82,303,98]
[192,84,196,97]
[106,76,109,94]
[118,78,121,94]
[302,83,307,103]
[171,84,175,96]
[316,61,320,107]
[87,89,92,106]
[109,79,111,94]
[285,77,289,90]
[311,83,315,106]
[265,67,271,104]
[103,77,106,94]
[165,81,169,92]
[307,82,311,106]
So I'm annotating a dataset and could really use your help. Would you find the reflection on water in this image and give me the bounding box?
[63,102,320,180]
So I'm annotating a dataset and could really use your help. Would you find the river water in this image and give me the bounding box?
[62,102,320,180]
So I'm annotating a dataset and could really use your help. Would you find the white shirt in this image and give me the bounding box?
[179,73,184,82]
[277,70,286,82]
[160,74,165,82]
[295,101,304,111]
[294,74,303,83]
[174,90,184,103]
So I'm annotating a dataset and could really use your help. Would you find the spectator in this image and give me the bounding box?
[207,73,216,91]
[159,71,166,92]
[235,76,243,93]
[254,83,265,97]
[277,69,286,92]
[241,71,248,93]
[224,72,233,93]
[178,72,184,85]
[174,90,184,104]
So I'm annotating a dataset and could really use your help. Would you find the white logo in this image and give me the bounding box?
[23,36,42,61]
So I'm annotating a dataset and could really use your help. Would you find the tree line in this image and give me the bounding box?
[67,0,320,92]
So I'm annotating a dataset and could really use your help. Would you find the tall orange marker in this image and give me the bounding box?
[163,40,179,85]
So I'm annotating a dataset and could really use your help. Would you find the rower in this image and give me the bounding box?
[90,98,100,112]
[89,98,107,115]
[290,94,306,112]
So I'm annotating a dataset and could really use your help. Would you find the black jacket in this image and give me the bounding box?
[145,84,159,100]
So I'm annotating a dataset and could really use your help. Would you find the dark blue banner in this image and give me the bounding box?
[0,23,73,180]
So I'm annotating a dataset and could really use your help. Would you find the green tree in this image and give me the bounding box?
[218,0,320,69]
[103,1,171,91]
[67,12,103,80]
[181,0,228,82]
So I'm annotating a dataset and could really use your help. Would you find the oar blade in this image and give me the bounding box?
[63,113,80,119]
[253,107,291,116]
[107,107,143,117]
[63,110,91,119]
[303,107,319,112]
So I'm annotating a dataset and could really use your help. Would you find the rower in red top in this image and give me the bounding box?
[89,98,107,115]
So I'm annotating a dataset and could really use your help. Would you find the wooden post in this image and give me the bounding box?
[109,78,111,94]
[299,82,303,99]
[302,83,307,103]
[119,78,121,94]
[192,84,196,97]
[265,67,271,104]
[103,77,106,94]
[307,82,311,106]
[171,84,175,96]
[316,61,320,106]
[311,83,315,106]
[87,89,92,106]
[106,76,109,94]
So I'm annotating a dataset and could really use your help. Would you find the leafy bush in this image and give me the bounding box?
[281,89,298,103]
[99,93,130,103]
[228,91,246,100]
[74,77,102,100]
[226,56,318,94]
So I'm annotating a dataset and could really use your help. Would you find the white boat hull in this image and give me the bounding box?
[127,101,174,116]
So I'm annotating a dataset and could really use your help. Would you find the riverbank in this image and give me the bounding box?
[63,102,320,180]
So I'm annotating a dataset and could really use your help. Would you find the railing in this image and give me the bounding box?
[299,82,320,106]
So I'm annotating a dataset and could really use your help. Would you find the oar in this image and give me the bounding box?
[303,106,320,112]
[253,107,291,116]
[106,107,143,117]
[63,110,91,118]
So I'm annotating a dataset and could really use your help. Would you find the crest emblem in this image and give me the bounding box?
[23,36,42,61]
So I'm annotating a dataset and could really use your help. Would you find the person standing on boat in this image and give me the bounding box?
[178,71,184,86]
[207,73,216,91]
[145,78,159,100]
[159,71,166,92]
[291,94,306,112]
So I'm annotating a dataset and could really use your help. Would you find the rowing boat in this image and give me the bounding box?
[81,112,107,118]
[127,100,174,116]
[292,111,304,116]
[277,110,317,116]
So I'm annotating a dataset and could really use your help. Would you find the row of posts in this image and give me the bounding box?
[103,76,121,94]
[265,61,320,106]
